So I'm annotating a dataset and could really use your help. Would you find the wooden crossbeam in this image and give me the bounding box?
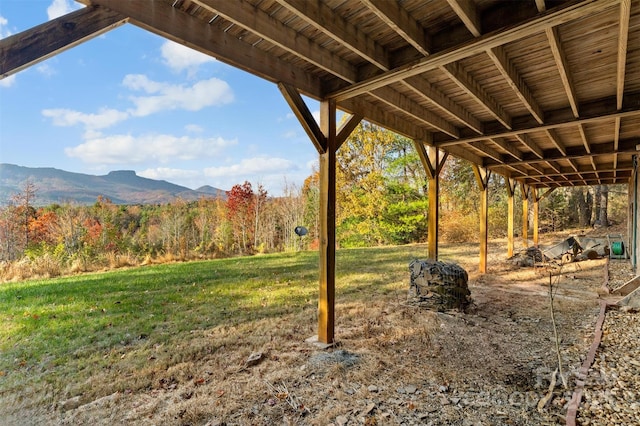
[0,6,127,79]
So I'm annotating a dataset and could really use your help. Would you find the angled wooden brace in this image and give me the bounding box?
[415,141,448,260]
[472,165,491,274]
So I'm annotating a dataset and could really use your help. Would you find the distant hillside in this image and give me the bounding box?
[0,164,226,206]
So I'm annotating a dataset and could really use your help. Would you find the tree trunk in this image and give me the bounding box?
[598,185,609,226]
[575,188,592,227]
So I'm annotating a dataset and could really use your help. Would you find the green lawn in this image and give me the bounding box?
[0,245,431,403]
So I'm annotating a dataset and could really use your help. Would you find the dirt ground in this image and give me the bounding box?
[6,231,637,426]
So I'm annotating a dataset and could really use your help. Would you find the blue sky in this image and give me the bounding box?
[0,0,323,195]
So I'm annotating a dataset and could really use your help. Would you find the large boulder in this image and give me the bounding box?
[408,259,471,311]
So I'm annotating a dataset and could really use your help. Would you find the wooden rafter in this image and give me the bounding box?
[437,95,640,146]
[617,0,631,110]
[275,0,390,70]
[486,46,544,124]
[515,133,544,159]
[441,62,512,129]
[361,0,431,56]
[446,0,481,37]
[0,6,127,78]
[329,0,614,101]
[190,0,357,83]
[80,0,324,97]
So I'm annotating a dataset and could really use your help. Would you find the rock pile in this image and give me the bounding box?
[408,259,471,311]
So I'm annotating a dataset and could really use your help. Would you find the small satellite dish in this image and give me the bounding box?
[294,226,308,237]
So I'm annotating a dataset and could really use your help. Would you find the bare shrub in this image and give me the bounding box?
[440,210,478,242]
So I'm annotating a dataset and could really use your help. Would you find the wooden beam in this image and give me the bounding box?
[545,128,567,156]
[487,46,544,124]
[441,62,512,129]
[446,0,482,37]
[330,0,613,101]
[490,137,523,161]
[191,0,357,83]
[416,145,448,260]
[369,88,460,138]
[83,0,323,97]
[278,83,325,154]
[515,133,544,159]
[547,26,579,117]
[403,76,484,133]
[0,6,127,79]
[275,0,390,70]
[468,141,503,163]
[317,99,337,345]
[617,0,631,110]
[437,96,640,147]
[361,0,431,56]
[473,165,491,273]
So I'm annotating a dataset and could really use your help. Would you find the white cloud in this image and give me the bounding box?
[123,74,234,116]
[42,107,129,130]
[65,133,237,164]
[0,74,16,88]
[185,124,204,133]
[0,15,11,38]
[161,40,215,73]
[204,157,298,178]
[138,167,201,181]
[36,63,56,77]
[47,0,83,20]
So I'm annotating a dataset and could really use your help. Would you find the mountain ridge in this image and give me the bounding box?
[0,164,226,206]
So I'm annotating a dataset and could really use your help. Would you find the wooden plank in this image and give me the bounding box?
[83,0,323,97]
[276,0,390,70]
[490,137,523,161]
[192,0,357,83]
[278,83,326,154]
[487,46,544,124]
[545,128,567,156]
[426,146,448,260]
[442,62,512,129]
[617,0,631,110]
[0,6,127,78]
[330,0,613,101]
[317,99,337,345]
[362,0,431,56]
[446,0,481,37]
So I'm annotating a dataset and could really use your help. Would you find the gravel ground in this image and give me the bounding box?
[576,260,640,426]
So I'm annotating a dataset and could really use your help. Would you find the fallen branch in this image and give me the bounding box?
[537,367,558,412]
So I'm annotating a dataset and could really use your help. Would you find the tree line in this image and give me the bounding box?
[0,122,627,280]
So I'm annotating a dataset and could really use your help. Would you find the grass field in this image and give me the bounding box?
[0,244,431,420]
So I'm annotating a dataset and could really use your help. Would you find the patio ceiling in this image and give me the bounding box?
[2,0,640,188]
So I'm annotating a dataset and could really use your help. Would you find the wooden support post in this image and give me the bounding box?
[318,100,336,344]
[506,178,517,258]
[520,183,530,248]
[279,83,362,345]
[473,165,491,274]
[415,141,448,260]
[532,188,539,247]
